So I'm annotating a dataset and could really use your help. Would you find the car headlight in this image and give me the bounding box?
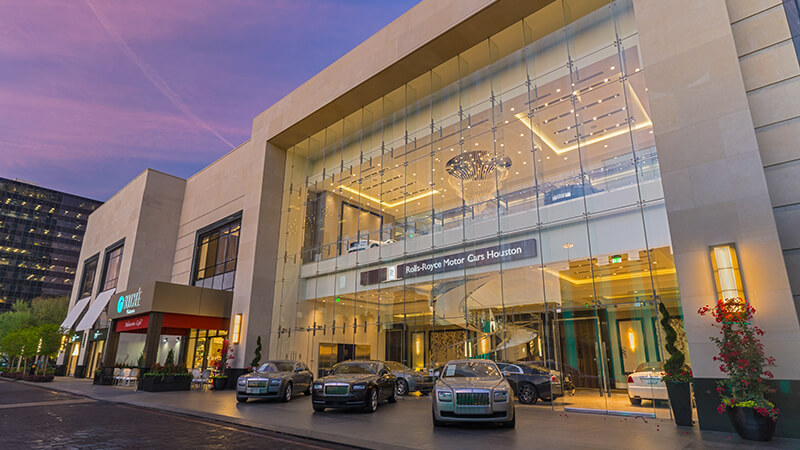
[351,383,367,390]
[412,374,423,381]
[493,389,509,402]
[237,379,246,386]
[270,379,281,385]
[437,390,453,402]
[313,383,323,390]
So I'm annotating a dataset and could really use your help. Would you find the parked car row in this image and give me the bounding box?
[236,358,579,429]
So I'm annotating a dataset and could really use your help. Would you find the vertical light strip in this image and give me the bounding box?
[709,244,744,301]
[232,313,242,344]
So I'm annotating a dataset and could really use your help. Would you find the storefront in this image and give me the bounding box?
[104,282,232,371]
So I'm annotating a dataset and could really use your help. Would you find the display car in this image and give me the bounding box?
[432,360,515,428]
[627,361,667,405]
[385,361,433,396]
[347,239,394,253]
[311,360,397,413]
[496,361,570,405]
[236,360,313,403]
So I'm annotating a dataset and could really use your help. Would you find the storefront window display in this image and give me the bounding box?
[271,0,688,418]
[185,329,228,371]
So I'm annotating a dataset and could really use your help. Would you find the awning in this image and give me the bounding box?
[59,297,91,330]
[75,288,116,331]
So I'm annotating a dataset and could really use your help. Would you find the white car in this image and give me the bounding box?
[627,362,667,405]
[347,239,395,253]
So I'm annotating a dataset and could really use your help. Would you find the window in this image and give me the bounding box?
[78,256,98,298]
[100,243,123,291]
[193,218,240,291]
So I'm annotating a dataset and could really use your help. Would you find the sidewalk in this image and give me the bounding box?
[32,377,798,450]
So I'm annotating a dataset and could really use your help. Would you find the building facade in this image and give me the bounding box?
[0,177,102,311]
[60,0,800,437]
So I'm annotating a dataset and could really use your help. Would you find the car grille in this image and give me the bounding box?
[325,384,349,395]
[456,392,490,406]
[247,380,267,387]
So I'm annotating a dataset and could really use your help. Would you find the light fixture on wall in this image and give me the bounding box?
[627,328,636,351]
[232,313,242,344]
[710,243,744,301]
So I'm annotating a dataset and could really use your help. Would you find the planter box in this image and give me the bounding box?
[140,374,192,392]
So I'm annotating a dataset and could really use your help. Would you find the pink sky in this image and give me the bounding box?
[0,0,418,200]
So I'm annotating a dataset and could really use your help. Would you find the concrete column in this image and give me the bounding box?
[633,0,800,436]
[142,313,163,368]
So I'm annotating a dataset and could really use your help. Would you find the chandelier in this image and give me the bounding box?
[445,150,512,213]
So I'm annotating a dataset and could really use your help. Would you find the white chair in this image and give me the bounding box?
[112,368,122,385]
[199,369,211,391]
[123,368,139,386]
[116,368,130,386]
[191,368,203,389]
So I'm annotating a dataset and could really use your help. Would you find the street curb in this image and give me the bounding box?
[22,379,409,450]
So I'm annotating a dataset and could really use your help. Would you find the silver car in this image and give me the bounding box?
[432,359,515,428]
[236,360,313,403]
[385,361,433,396]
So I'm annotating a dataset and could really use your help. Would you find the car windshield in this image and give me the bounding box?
[257,362,294,372]
[385,361,408,371]
[635,362,664,372]
[441,361,500,378]
[332,362,377,375]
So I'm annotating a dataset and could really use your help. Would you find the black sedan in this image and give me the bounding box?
[311,360,397,413]
[236,360,314,403]
[497,361,570,405]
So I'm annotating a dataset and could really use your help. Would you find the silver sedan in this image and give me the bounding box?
[236,360,313,403]
[432,359,515,428]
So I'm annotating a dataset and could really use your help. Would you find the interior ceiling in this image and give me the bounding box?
[319,47,651,218]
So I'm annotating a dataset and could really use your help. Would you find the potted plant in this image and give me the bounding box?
[658,302,693,426]
[211,339,232,390]
[141,362,192,392]
[698,298,779,441]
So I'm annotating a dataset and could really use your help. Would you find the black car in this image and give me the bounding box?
[497,361,570,404]
[311,360,397,413]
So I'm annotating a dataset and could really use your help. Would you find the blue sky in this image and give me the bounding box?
[0,0,418,200]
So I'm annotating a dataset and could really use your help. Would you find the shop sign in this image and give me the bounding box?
[116,287,142,315]
[70,332,82,342]
[360,238,537,285]
[116,315,149,332]
[90,328,108,342]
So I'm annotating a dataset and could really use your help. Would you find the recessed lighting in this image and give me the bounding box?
[510,107,515,111]
[546,156,550,159]
[556,89,561,92]
[564,157,568,160]
[610,66,615,70]
[523,161,527,165]
[505,120,508,124]
[500,144,504,147]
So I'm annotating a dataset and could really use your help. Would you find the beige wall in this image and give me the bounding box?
[727,0,800,319]
[634,0,800,379]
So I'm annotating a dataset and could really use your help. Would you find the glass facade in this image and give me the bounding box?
[272,0,686,416]
[100,243,124,292]
[0,177,102,310]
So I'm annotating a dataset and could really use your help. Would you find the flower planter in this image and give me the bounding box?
[665,381,693,426]
[140,374,192,392]
[211,377,228,391]
[727,406,776,441]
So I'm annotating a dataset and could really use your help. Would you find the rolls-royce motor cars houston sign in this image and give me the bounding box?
[360,238,537,286]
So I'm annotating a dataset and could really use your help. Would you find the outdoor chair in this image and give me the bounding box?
[115,368,130,386]
[112,368,122,385]
[199,369,211,391]
[122,368,139,386]
[191,368,202,389]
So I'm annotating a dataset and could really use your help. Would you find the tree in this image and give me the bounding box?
[251,336,262,368]
[37,324,64,374]
[30,296,69,327]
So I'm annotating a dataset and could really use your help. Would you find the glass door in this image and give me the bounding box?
[552,309,611,413]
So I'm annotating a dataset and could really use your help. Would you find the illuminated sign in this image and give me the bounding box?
[116,287,142,315]
[611,255,622,264]
[360,238,537,285]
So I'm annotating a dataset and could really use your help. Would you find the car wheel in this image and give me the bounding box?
[518,383,538,405]
[313,404,325,412]
[364,389,378,413]
[304,385,311,395]
[629,396,642,406]
[388,384,397,403]
[502,413,516,429]
[236,395,247,403]
[282,382,293,402]
[396,378,409,396]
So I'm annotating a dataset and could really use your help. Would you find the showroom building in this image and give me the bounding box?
[59,0,800,437]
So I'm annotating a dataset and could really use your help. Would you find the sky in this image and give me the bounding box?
[0,0,419,201]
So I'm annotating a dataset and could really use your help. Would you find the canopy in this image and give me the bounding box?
[75,289,116,331]
[59,297,91,330]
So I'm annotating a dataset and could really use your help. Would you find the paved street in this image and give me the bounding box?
[20,377,799,450]
[0,379,350,449]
